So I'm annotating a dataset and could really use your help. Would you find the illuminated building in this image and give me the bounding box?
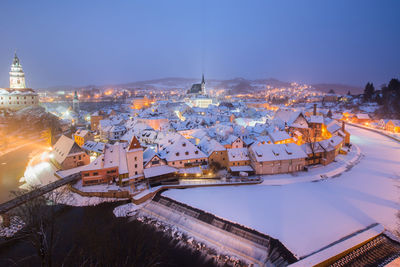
[0,53,39,110]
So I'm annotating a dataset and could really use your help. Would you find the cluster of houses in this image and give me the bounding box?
[51,101,350,190]
[341,111,400,133]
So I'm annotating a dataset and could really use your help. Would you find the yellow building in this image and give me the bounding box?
[73,129,94,147]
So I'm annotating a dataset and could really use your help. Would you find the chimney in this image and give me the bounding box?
[313,104,317,116]
[342,121,345,132]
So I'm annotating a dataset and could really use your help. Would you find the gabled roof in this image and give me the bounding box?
[127,135,141,151]
[103,143,129,174]
[326,120,342,134]
[198,137,226,156]
[53,135,85,164]
[158,135,207,162]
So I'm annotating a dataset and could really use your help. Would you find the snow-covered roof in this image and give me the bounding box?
[229,165,254,172]
[389,120,400,127]
[74,129,91,138]
[144,165,177,178]
[326,120,342,134]
[309,115,324,124]
[250,143,307,162]
[228,148,249,162]
[198,137,226,156]
[82,141,106,153]
[158,135,207,162]
[103,143,129,174]
[268,131,292,143]
[356,113,370,120]
[52,135,84,164]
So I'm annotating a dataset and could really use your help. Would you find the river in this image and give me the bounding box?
[0,143,47,203]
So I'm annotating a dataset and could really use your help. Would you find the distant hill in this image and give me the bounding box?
[311,83,363,95]
[39,78,363,95]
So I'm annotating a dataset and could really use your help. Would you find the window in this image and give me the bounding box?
[195,151,199,154]
[135,171,138,175]
[83,173,89,177]
[134,156,137,161]
[135,164,137,168]
[93,172,98,176]
[79,155,81,160]
[185,151,189,155]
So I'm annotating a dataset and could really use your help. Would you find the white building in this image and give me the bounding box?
[0,53,39,110]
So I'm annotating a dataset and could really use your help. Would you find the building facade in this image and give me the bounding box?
[0,53,39,110]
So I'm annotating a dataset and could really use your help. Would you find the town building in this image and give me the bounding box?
[385,120,400,133]
[249,143,307,175]
[52,135,90,170]
[73,129,94,147]
[198,137,228,169]
[158,135,208,168]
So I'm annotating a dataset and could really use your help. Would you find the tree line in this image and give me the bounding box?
[363,78,400,116]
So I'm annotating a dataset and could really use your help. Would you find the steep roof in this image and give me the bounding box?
[53,135,84,164]
[127,135,141,151]
[198,137,226,156]
[158,135,207,162]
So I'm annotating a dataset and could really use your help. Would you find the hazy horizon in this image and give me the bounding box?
[0,0,399,88]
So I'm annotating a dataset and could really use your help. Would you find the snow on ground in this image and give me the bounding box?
[113,201,149,217]
[163,125,400,258]
[54,186,128,207]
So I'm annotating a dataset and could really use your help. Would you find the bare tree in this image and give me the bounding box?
[9,186,71,267]
[303,128,319,165]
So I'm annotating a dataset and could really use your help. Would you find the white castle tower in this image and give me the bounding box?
[0,52,39,110]
[9,52,26,89]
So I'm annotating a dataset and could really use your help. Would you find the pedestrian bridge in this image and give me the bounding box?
[0,173,80,215]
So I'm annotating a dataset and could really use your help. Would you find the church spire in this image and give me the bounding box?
[201,73,205,94]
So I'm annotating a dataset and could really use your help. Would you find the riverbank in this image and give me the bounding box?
[0,202,219,267]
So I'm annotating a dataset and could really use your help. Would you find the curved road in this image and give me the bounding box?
[163,125,400,258]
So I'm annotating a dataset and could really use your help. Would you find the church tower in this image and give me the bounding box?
[9,52,26,89]
[73,91,80,112]
[201,73,205,95]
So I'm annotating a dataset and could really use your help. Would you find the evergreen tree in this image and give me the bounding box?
[363,82,375,101]
[347,90,351,96]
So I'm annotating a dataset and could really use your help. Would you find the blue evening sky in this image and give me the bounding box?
[0,0,399,88]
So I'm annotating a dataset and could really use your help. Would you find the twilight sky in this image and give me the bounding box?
[0,0,399,88]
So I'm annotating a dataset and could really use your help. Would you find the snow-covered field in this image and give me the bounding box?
[163,125,400,258]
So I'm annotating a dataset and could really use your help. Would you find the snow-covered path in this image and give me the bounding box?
[163,126,400,258]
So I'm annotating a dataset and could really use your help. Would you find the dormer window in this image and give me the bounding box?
[195,151,199,154]
[182,143,186,147]
[176,152,180,156]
